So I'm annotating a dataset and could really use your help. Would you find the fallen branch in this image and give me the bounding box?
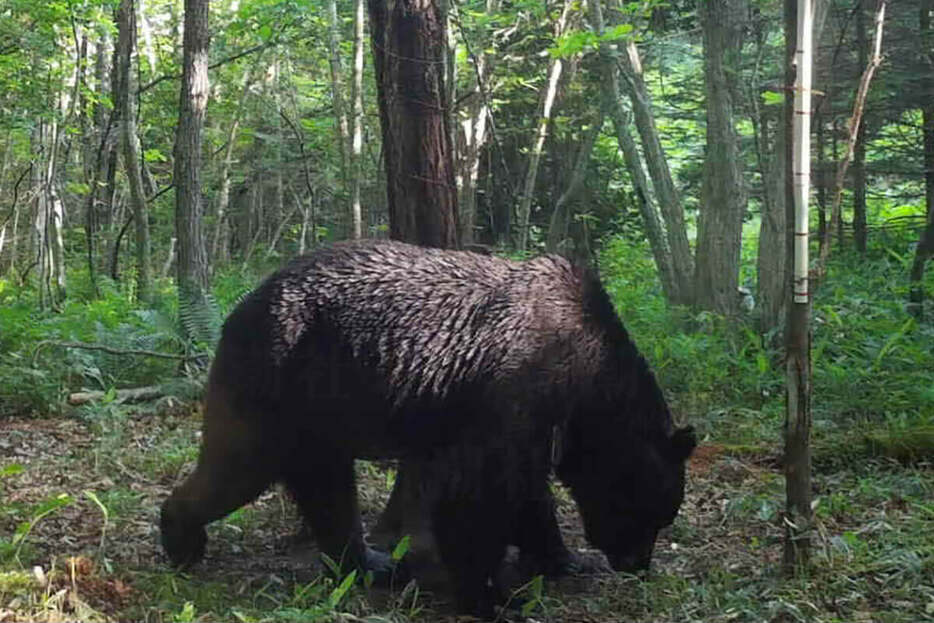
[67,386,164,406]
[32,340,194,367]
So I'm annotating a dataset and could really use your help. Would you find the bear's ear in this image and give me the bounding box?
[668,425,697,461]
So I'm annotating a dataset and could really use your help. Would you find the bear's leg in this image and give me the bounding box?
[161,414,275,567]
[428,451,513,617]
[432,499,508,616]
[381,460,448,590]
[513,493,601,576]
[283,454,393,581]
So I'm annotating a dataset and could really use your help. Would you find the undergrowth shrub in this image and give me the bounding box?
[599,230,934,460]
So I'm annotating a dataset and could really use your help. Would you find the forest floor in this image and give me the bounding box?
[1,402,932,623]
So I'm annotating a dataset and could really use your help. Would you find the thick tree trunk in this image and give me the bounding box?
[695,0,748,314]
[368,0,458,249]
[174,0,211,316]
[516,0,572,252]
[909,0,934,318]
[117,0,152,303]
[617,36,694,303]
[350,0,366,239]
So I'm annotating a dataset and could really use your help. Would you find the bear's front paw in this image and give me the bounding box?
[160,505,207,568]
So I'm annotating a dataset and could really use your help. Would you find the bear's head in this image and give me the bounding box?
[558,423,696,573]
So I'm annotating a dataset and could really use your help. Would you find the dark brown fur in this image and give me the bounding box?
[160,240,694,615]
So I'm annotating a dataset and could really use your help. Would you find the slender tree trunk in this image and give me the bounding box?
[138,0,157,72]
[0,132,12,266]
[162,237,176,278]
[617,34,694,302]
[695,0,748,314]
[212,67,254,266]
[853,0,868,254]
[350,0,366,239]
[546,113,603,253]
[784,0,813,573]
[817,0,886,277]
[273,58,286,253]
[586,0,675,300]
[832,119,843,246]
[369,0,459,249]
[33,122,64,309]
[32,126,50,307]
[455,0,500,245]
[174,0,211,320]
[326,0,350,187]
[516,0,572,252]
[117,0,152,303]
[757,109,787,336]
[8,199,19,276]
[909,0,934,319]
[816,110,827,251]
[457,87,489,246]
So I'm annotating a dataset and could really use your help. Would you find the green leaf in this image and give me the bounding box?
[143,148,167,163]
[761,91,784,106]
[328,569,356,608]
[600,23,633,42]
[0,464,25,479]
[391,534,411,562]
[549,30,597,58]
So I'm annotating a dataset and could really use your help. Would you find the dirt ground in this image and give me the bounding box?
[1,408,931,623]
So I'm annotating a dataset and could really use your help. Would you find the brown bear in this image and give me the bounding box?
[160,240,695,615]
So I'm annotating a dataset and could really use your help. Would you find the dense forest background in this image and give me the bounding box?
[1,0,932,621]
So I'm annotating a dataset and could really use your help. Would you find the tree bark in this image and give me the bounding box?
[516,0,572,252]
[369,0,459,249]
[174,0,211,317]
[695,0,748,315]
[116,0,153,304]
[757,106,787,336]
[784,0,813,573]
[616,32,694,303]
[909,0,934,318]
[32,121,66,309]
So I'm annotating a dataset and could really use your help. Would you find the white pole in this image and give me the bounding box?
[793,0,814,304]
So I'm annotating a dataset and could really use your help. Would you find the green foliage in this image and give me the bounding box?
[0,280,186,416]
[599,229,934,464]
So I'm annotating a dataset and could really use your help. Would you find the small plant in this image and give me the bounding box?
[8,493,74,565]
